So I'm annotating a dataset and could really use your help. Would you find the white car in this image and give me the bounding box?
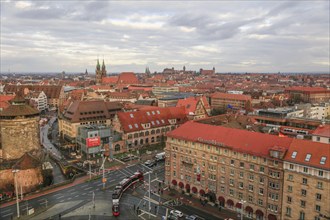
[170,210,184,218]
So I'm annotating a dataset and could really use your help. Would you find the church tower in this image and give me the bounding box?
[96,59,106,84]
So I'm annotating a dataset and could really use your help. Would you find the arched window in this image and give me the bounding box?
[139,132,144,137]
[166,127,170,132]
[146,138,149,144]
[115,144,121,152]
[151,130,155,135]
[134,133,138,138]
[134,140,138,146]
[156,136,160,142]
[128,134,132,139]
[145,131,149,136]
[140,139,144,145]
[156,129,160,134]
[151,137,155,143]
[161,128,165,132]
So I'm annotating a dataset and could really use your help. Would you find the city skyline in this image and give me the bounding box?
[1,0,329,73]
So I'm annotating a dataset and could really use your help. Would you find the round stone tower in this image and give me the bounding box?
[0,96,40,160]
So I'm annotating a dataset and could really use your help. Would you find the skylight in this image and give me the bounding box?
[152,111,155,115]
[151,121,155,125]
[157,110,160,114]
[320,156,327,165]
[130,113,134,118]
[305,154,311,162]
[156,120,160,124]
[128,124,133,129]
[134,123,138,128]
[161,119,165,123]
[291,151,297,159]
[147,112,150,116]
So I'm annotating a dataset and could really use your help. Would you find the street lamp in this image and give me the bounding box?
[239,199,246,220]
[12,169,20,218]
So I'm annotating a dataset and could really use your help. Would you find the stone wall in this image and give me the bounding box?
[0,117,40,160]
[0,167,43,194]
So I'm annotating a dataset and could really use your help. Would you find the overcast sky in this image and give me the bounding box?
[1,1,329,73]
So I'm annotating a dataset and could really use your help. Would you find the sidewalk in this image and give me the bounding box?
[161,188,245,220]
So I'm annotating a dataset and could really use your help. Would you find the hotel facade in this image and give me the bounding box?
[165,121,329,220]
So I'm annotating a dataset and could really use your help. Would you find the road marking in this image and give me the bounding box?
[67,188,75,192]
[70,192,76,195]
[1,209,12,213]
[59,199,65,203]
[85,187,92,190]
[2,212,13,217]
[82,193,87,195]
[81,185,89,189]
[97,183,103,187]
[55,195,64,199]
[74,195,79,198]
[67,197,72,200]
[143,196,159,205]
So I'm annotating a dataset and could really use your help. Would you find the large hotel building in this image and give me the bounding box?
[165,121,329,220]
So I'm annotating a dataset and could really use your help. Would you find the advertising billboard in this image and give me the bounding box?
[86,137,101,147]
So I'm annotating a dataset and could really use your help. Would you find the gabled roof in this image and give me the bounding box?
[176,96,210,115]
[167,121,293,158]
[63,100,122,123]
[117,106,187,133]
[4,85,63,99]
[13,152,42,170]
[312,124,330,138]
[285,139,330,170]
[210,92,251,101]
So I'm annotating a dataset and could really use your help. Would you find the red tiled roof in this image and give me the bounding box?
[89,85,112,90]
[117,106,187,133]
[0,101,10,110]
[210,92,251,101]
[117,72,139,84]
[167,121,293,158]
[285,139,330,170]
[285,86,330,93]
[4,85,63,99]
[176,96,210,115]
[312,125,330,138]
[0,95,15,102]
[102,76,118,84]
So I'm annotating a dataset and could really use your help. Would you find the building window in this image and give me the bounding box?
[259,166,265,173]
[287,196,292,203]
[230,160,235,166]
[288,185,293,192]
[299,211,305,220]
[288,174,293,181]
[250,164,255,170]
[229,189,234,196]
[305,154,312,161]
[303,167,308,173]
[318,171,323,177]
[317,182,323,189]
[289,164,294,170]
[259,188,264,195]
[286,207,291,216]
[229,179,234,186]
[320,156,327,165]
[258,199,263,206]
[300,200,306,207]
[302,178,307,185]
[291,151,297,158]
[239,172,244,178]
[316,193,321,201]
[315,216,321,220]
[239,182,244,189]
[315,205,321,212]
[301,189,307,196]
[248,184,254,192]
[248,174,254,181]
[248,195,253,202]
[259,177,264,184]
[230,169,235,176]
[240,162,244,168]
[220,186,225,193]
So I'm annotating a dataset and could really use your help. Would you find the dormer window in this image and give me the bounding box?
[134,123,138,128]
[320,156,327,165]
[156,120,160,125]
[161,119,165,124]
[147,112,150,116]
[151,121,155,125]
[152,111,155,115]
[157,110,160,114]
[305,154,311,162]
[291,151,297,159]
[130,113,134,118]
[128,124,133,129]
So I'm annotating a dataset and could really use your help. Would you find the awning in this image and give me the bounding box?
[227,199,234,206]
[256,210,264,216]
[236,202,242,209]
[218,196,225,203]
[192,187,197,193]
[199,189,205,196]
[171,179,177,186]
[185,184,190,190]
[179,182,184,188]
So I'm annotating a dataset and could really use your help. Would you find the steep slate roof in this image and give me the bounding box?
[4,85,63,98]
[285,139,330,170]
[210,92,251,101]
[117,106,187,133]
[167,121,293,158]
[63,100,122,123]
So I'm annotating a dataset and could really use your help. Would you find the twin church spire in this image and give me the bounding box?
[96,59,107,84]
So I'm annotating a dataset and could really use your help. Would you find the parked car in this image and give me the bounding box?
[144,160,156,167]
[170,210,184,218]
